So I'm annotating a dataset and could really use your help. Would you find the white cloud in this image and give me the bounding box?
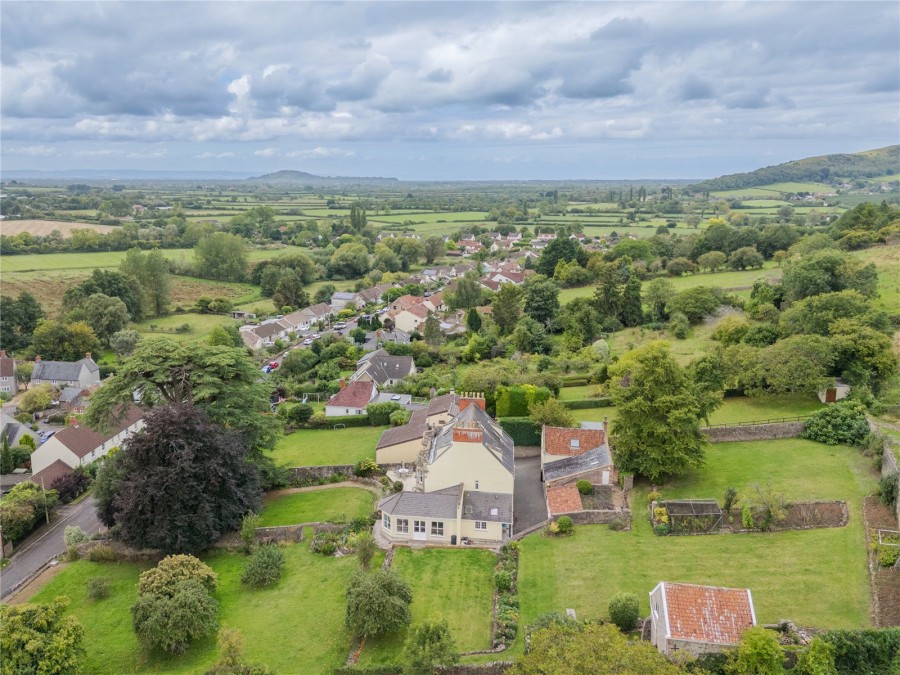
[5,144,58,156]
[285,147,356,158]
[253,147,278,157]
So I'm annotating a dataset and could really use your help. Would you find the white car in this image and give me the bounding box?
[303,338,314,345]
[334,321,348,329]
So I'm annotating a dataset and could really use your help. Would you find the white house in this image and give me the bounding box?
[324,380,378,416]
[31,355,100,390]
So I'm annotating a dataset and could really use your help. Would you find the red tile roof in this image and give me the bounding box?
[543,426,605,457]
[391,295,423,311]
[31,459,74,488]
[661,583,755,645]
[547,484,582,515]
[55,405,144,458]
[0,357,15,378]
[406,304,429,319]
[327,381,376,410]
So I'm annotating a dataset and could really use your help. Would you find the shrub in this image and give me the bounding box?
[87,577,110,600]
[51,470,91,504]
[392,480,403,493]
[576,480,593,496]
[802,401,869,446]
[653,523,670,536]
[345,569,413,639]
[560,398,613,410]
[366,402,402,426]
[86,545,119,563]
[309,531,341,556]
[241,545,285,588]
[494,569,514,593]
[653,507,669,525]
[403,620,460,673]
[821,628,900,674]
[608,592,640,632]
[875,541,900,567]
[723,487,738,513]
[668,311,690,339]
[354,458,379,478]
[240,513,261,553]
[498,417,542,446]
[348,531,377,569]
[793,636,837,675]
[138,555,217,596]
[879,474,898,508]
[647,491,661,504]
[64,525,89,548]
[132,578,219,654]
[555,516,574,535]
[742,504,755,530]
[608,517,627,531]
[728,627,784,675]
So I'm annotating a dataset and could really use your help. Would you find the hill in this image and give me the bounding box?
[691,145,899,193]
[246,170,399,185]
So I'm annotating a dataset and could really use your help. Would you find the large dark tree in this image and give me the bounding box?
[536,237,585,276]
[523,277,560,327]
[593,257,643,328]
[62,269,142,321]
[111,405,261,554]
[0,292,44,352]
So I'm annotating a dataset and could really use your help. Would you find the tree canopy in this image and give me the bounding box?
[194,232,249,281]
[1,597,85,674]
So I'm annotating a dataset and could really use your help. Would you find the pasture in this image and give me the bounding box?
[0,219,117,237]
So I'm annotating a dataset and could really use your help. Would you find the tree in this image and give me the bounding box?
[15,361,33,390]
[349,203,367,231]
[423,236,445,264]
[194,232,249,282]
[529,398,576,428]
[511,622,682,675]
[536,238,584,276]
[132,577,219,654]
[511,317,550,354]
[29,320,101,362]
[802,400,869,446]
[492,283,523,336]
[272,271,309,311]
[18,383,55,414]
[666,256,696,277]
[345,569,413,638]
[330,243,370,278]
[779,290,872,336]
[608,592,640,632]
[1,434,14,474]
[423,313,443,347]
[83,339,276,457]
[465,307,482,333]
[93,450,126,527]
[62,269,142,321]
[728,627,785,675]
[558,298,601,347]
[229,206,276,239]
[120,248,171,317]
[667,286,723,324]
[523,277,560,327]
[746,335,834,397]
[1,597,85,674]
[793,637,838,675]
[0,292,45,352]
[782,249,877,302]
[207,325,242,348]
[384,237,425,271]
[608,341,720,482]
[728,246,765,270]
[374,244,401,272]
[449,272,483,309]
[110,329,142,356]
[109,405,261,554]
[315,283,337,305]
[0,481,58,543]
[644,278,675,322]
[830,320,897,386]
[80,293,130,344]
[403,620,459,674]
[593,258,642,327]
[698,250,727,272]
[712,315,750,345]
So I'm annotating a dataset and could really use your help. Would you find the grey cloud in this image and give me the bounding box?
[678,76,714,101]
[591,17,647,40]
[425,68,453,83]
[862,66,900,93]
[326,54,392,101]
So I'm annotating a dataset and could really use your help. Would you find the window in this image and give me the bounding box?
[346,408,350,414]
[396,518,408,533]
[474,480,479,490]
[570,438,580,449]
[382,514,391,530]
[431,521,444,536]
[490,507,499,516]
[414,520,426,534]
[475,521,487,530]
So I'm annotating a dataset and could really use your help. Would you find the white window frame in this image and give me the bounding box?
[383,514,391,530]
[414,520,426,534]
[475,521,487,530]
[396,518,408,534]
[431,521,444,536]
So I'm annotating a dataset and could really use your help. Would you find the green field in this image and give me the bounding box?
[26,546,372,674]
[360,548,497,664]
[850,243,899,312]
[711,182,834,198]
[258,487,375,526]
[131,313,238,342]
[273,426,386,466]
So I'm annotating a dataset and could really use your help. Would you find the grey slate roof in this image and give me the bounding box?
[377,408,428,449]
[462,491,513,523]
[32,358,97,382]
[542,446,613,483]
[426,393,458,417]
[378,484,462,519]
[59,386,85,403]
[355,350,415,386]
[429,404,514,475]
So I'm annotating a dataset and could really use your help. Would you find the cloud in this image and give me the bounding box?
[253,147,278,157]
[5,144,58,156]
[285,147,356,158]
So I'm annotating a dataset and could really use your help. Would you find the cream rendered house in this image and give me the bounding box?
[378,394,514,545]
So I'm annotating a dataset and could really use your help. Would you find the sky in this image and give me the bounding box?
[1,1,898,180]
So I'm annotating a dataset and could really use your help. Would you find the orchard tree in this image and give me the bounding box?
[1,598,85,674]
[109,405,261,554]
[492,283,523,336]
[608,341,721,481]
[346,569,413,638]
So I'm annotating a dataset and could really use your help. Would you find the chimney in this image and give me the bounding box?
[68,415,78,427]
[35,355,41,362]
[458,391,486,412]
[85,352,92,360]
[340,377,346,391]
[0,350,6,358]
[603,416,609,435]
[452,422,483,444]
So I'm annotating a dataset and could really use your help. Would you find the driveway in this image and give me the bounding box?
[1,496,102,599]
[513,456,547,535]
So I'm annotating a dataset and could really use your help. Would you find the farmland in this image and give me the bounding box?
[0,219,118,237]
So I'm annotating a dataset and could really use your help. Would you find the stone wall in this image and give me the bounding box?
[881,442,900,524]
[703,421,805,443]
[287,466,401,483]
[554,509,631,527]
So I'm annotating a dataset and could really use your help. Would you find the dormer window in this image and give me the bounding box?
[570,438,580,449]
[490,507,499,516]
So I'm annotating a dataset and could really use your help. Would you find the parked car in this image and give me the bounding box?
[303,338,314,345]
[261,365,272,374]
[269,361,280,369]
[334,321,348,329]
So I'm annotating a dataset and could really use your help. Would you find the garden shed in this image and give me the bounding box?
[664,499,723,534]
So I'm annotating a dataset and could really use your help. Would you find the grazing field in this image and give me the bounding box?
[131,313,239,342]
[273,426,385,466]
[258,487,375,526]
[516,438,873,649]
[360,548,497,665]
[25,547,367,674]
[0,219,117,236]
[606,324,716,365]
[711,181,834,198]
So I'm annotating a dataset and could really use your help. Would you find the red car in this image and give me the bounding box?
[269,361,280,369]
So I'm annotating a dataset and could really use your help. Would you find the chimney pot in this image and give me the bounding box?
[85,352,92,360]
[35,355,41,362]
[0,350,6,357]
[340,377,346,390]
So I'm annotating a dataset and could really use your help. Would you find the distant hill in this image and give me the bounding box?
[691,145,899,193]
[246,170,399,185]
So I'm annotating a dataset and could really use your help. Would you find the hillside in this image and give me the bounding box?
[246,170,399,185]
[691,145,899,193]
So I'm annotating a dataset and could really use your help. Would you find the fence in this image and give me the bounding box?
[702,415,812,429]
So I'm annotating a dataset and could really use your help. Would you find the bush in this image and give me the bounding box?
[86,544,119,563]
[345,569,413,639]
[742,503,755,530]
[494,569,514,593]
[802,401,870,446]
[366,402,402,426]
[403,620,460,673]
[51,470,91,504]
[241,545,285,588]
[608,517,627,531]
[555,516,574,535]
[879,474,898,508]
[668,311,690,339]
[392,480,403,493]
[498,417,542,446]
[309,531,342,556]
[608,592,640,632]
[307,413,372,429]
[388,409,410,426]
[874,539,900,567]
[653,523,670,536]
[576,480,593,495]
[348,531,377,569]
[793,637,838,675]
[240,513,261,553]
[560,398,612,410]
[647,491,661,504]
[87,576,110,600]
[64,525,89,548]
[354,458,379,478]
[723,487,738,513]
[138,555,218,596]
[821,628,900,674]
[132,578,219,654]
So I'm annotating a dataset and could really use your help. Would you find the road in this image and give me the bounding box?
[1,496,101,599]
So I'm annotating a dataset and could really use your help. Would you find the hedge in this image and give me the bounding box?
[333,667,402,675]
[822,628,900,675]
[561,398,612,410]
[560,376,590,386]
[499,417,542,446]
[307,414,372,429]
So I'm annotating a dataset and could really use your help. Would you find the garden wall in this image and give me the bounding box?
[703,421,805,443]
[553,509,631,527]
[287,465,403,482]
[881,444,900,524]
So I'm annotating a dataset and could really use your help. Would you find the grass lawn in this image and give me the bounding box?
[558,384,602,400]
[26,545,372,674]
[607,324,715,365]
[707,396,823,425]
[273,426,386,466]
[131,313,239,342]
[259,487,375,526]
[360,548,496,665]
[850,242,899,312]
[516,438,874,650]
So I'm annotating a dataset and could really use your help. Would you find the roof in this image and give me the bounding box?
[426,393,458,417]
[252,321,285,340]
[332,291,356,301]
[302,302,332,318]
[377,408,428,449]
[462,491,513,522]
[356,350,416,386]
[53,404,144,458]
[326,380,376,409]
[30,459,74,489]
[544,426,606,457]
[404,304,429,319]
[32,358,98,382]
[391,295,423,311]
[0,357,15,378]
[547,484,583,514]
[378,484,462,519]
[59,386,87,403]
[657,583,755,646]
[543,446,613,483]
[429,404,514,475]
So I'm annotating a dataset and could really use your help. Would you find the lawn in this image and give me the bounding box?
[607,324,716,365]
[558,384,602,401]
[131,313,239,342]
[273,426,386,466]
[25,545,371,674]
[707,395,823,425]
[359,548,496,665]
[849,242,899,312]
[516,438,874,646]
[258,487,375,526]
